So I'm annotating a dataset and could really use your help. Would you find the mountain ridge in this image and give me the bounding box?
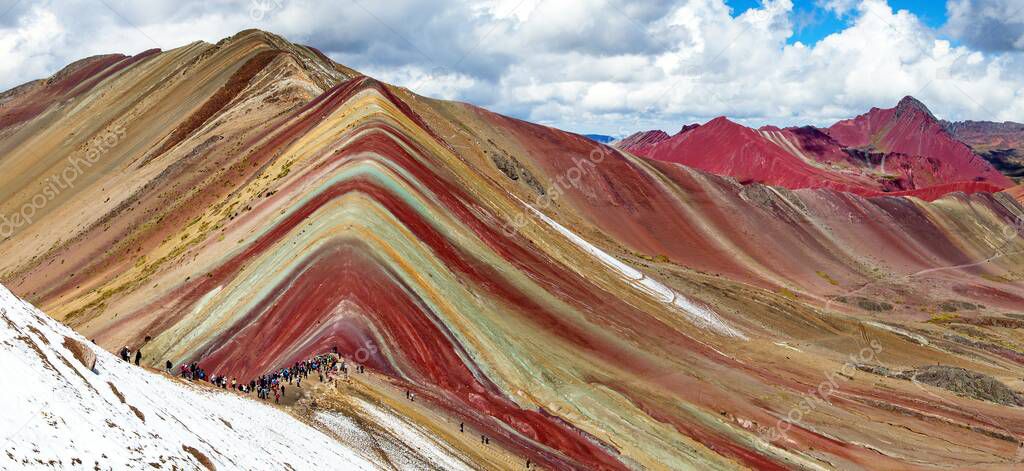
[3,29,1024,469]
[617,96,1015,199]
[942,119,1024,183]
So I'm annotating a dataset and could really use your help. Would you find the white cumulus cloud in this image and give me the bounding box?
[0,0,1021,135]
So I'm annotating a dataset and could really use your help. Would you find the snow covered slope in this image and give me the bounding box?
[0,283,378,470]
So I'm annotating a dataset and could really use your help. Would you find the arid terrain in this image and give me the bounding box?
[2,29,1024,470]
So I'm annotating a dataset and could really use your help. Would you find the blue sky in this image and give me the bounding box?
[727,0,949,44]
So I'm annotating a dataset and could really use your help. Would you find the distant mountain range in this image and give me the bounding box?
[617,96,1022,200]
[942,119,1024,181]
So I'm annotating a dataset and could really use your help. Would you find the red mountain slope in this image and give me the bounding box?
[615,129,669,152]
[944,120,1024,152]
[637,117,874,190]
[943,120,1024,182]
[0,50,159,132]
[617,97,1012,201]
[826,96,1013,188]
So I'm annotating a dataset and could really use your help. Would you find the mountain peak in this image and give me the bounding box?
[703,116,756,136]
[616,129,670,152]
[895,95,935,120]
[678,123,700,135]
[704,116,746,130]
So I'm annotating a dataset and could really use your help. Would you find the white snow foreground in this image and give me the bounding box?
[0,284,379,470]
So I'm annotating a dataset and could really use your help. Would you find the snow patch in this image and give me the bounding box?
[315,398,473,471]
[0,284,380,469]
[525,205,746,339]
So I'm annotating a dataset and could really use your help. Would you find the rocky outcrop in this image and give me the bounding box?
[62,335,96,371]
[857,364,1024,407]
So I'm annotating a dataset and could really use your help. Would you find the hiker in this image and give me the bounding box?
[460,422,464,433]
[134,349,142,366]
[119,346,130,362]
[527,459,531,469]
[165,360,173,372]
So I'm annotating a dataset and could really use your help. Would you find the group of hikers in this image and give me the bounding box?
[247,352,343,403]
[116,342,536,468]
[118,337,151,366]
[177,362,211,382]
[118,340,352,404]
[168,350,350,404]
